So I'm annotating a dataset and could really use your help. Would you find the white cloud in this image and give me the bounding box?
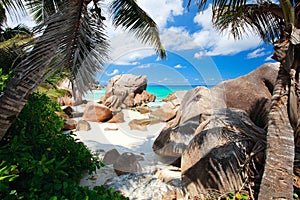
[161,27,198,51]
[157,4,263,57]
[247,48,267,59]
[137,0,184,28]
[174,64,185,69]
[138,64,151,69]
[106,69,119,76]
[192,5,263,58]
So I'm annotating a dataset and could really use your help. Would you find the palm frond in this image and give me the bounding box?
[24,0,64,24]
[188,0,247,13]
[1,0,25,19]
[213,3,284,43]
[110,0,166,59]
[0,3,7,26]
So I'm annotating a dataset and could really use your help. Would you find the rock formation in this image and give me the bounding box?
[181,108,266,198]
[153,63,279,158]
[100,74,156,110]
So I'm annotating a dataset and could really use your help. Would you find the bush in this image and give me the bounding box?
[0,92,127,199]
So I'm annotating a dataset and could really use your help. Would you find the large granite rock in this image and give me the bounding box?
[211,62,279,128]
[152,86,225,157]
[100,74,155,109]
[153,63,279,158]
[82,102,113,122]
[181,108,266,198]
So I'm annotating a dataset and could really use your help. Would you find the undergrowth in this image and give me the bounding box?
[0,92,128,199]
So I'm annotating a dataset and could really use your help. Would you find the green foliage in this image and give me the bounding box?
[0,92,126,199]
[0,68,10,91]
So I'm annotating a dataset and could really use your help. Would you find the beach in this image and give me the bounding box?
[72,97,181,193]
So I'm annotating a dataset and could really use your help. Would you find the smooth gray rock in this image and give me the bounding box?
[103,149,121,165]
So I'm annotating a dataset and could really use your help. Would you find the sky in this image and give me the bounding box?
[7,0,277,86]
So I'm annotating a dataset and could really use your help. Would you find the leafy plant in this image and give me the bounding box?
[0,68,10,91]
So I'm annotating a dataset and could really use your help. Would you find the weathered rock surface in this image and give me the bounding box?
[162,90,188,105]
[153,63,278,158]
[82,102,113,122]
[104,95,121,112]
[134,90,156,106]
[181,108,266,198]
[100,74,155,109]
[211,62,279,128]
[113,152,142,176]
[104,173,185,200]
[134,105,151,114]
[103,149,121,165]
[76,120,91,131]
[151,102,180,122]
[107,111,125,123]
[153,86,224,157]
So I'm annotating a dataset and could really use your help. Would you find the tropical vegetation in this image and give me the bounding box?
[0,92,127,199]
[188,0,300,198]
[0,0,166,140]
[0,0,165,199]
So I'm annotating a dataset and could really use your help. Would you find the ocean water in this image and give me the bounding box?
[83,85,199,102]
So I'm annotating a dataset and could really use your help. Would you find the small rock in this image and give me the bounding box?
[113,152,142,176]
[63,119,77,130]
[77,120,91,131]
[63,106,74,117]
[128,117,161,131]
[134,106,151,114]
[104,173,184,200]
[82,102,113,122]
[103,149,121,165]
[107,111,125,123]
[104,127,119,131]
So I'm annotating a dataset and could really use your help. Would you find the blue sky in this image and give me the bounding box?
[8,0,276,86]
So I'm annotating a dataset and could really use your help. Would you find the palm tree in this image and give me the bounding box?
[188,0,299,198]
[0,0,166,140]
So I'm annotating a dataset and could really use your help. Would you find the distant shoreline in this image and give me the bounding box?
[84,84,216,102]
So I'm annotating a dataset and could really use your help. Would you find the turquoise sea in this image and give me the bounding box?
[83,85,202,102]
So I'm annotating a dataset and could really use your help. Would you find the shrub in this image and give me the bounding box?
[0,92,127,199]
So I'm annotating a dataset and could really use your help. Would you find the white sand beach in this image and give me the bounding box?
[71,103,180,189]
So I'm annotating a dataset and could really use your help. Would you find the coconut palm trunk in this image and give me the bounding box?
[258,46,295,199]
[258,4,300,198]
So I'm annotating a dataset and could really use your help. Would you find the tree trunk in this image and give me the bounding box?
[258,40,295,199]
[0,23,60,140]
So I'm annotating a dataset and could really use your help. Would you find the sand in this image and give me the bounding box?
[71,103,177,188]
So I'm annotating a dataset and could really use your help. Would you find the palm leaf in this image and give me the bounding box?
[213,3,284,43]
[110,0,166,59]
[0,3,7,26]
[18,0,109,95]
[1,0,26,19]
[24,0,64,24]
